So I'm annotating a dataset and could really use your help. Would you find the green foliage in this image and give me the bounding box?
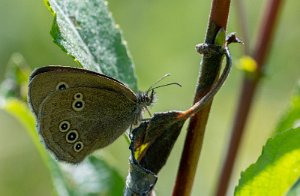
[235,83,300,195]
[3,100,45,157]
[0,53,31,101]
[275,82,300,134]
[50,156,124,196]
[45,0,138,90]
[214,28,226,46]
[235,127,300,196]
[287,178,300,196]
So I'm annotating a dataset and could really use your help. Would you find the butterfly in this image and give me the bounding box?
[28,66,156,163]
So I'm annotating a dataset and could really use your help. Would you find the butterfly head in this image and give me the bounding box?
[133,74,181,125]
[136,89,156,108]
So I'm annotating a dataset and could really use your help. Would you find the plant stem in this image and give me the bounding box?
[172,0,231,195]
[234,0,250,53]
[215,0,284,195]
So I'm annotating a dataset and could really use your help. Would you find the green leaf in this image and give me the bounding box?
[287,178,300,196]
[275,82,300,134]
[214,28,226,46]
[235,127,300,196]
[45,0,138,90]
[52,156,125,196]
[1,99,49,161]
[0,53,31,101]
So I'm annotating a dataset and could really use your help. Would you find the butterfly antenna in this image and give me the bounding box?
[149,82,182,91]
[146,74,181,93]
[146,73,170,93]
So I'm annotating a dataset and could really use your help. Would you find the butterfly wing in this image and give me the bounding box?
[38,87,137,163]
[28,66,137,117]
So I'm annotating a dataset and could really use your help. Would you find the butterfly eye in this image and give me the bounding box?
[66,130,79,143]
[72,100,85,111]
[56,82,69,90]
[74,93,83,100]
[73,141,84,152]
[59,121,70,132]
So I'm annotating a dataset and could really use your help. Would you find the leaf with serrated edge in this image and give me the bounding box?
[45,0,137,90]
[235,127,300,196]
[275,82,300,134]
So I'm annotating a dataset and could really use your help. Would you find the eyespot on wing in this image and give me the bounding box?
[37,87,137,163]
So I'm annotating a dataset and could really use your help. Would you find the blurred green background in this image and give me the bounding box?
[0,0,299,195]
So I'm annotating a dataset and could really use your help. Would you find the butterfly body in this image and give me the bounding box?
[28,66,150,163]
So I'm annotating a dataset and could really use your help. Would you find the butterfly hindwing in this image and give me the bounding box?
[38,87,137,163]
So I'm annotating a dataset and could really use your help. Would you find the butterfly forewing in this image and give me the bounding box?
[28,66,137,117]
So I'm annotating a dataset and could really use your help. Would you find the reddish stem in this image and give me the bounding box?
[172,0,231,195]
[215,0,284,195]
